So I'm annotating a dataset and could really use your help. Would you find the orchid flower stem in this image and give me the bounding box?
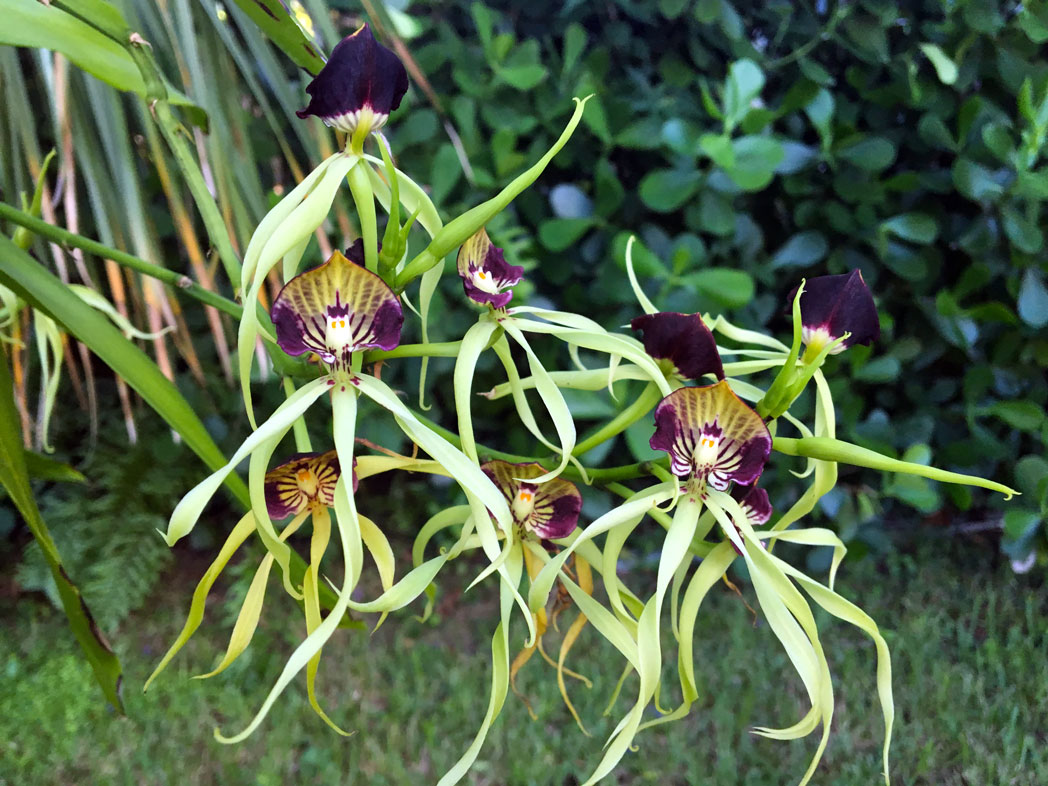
[409,412,668,484]
[0,202,241,318]
[364,341,462,361]
[572,382,661,458]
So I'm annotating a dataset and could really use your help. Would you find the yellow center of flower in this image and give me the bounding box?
[511,487,536,523]
[296,468,319,499]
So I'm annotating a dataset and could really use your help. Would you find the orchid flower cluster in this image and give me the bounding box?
[145,25,1018,785]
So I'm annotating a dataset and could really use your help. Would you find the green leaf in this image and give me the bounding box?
[680,268,755,309]
[952,158,1004,202]
[770,231,828,268]
[639,168,702,212]
[0,0,204,117]
[1001,207,1044,254]
[0,352,123,711]
[918,43,958,85]
[1017,269,1048,328]
[881,213,939,245]
[228,0,325,74]
[725,136,784,191]
[23,450,86,484]
[723,58,765,126]
[696,191,735,236]
[0,236,338,615]
[837,136,896,171]
[538,218,594,252]
[699,133,735,169]
[984,401,1045,432]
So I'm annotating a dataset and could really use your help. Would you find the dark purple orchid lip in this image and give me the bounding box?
[650,380,771,492]
[789,269,880,352]
[630,312,724,381]
[264,450,349,520]
[481,460,581,540]
[271,250,403,371]
[296,24,409,136]
[733,484,772,525]
[457,228,524,308]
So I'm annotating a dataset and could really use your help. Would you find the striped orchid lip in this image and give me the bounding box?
[481,460,581,540]
[456,228,524,308]
[271,250,403,371]
[630,312,724,381]
[650,380,771,493]
[789,269,879,354]
[264,450,352,519]
[296,24,408,139]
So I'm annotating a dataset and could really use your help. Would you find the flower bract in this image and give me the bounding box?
[791,269,879,354]
[481,460,581,540]
[630,311,724,381]
[650,380,771,493]
[271,249,403,371]
[296,24,408,144]
[456,228,523,308]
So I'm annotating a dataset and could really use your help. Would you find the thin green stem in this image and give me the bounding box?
[572,382,662,457]
[409,411,668,484]
[365,341,462,362]
[0,201,242,318]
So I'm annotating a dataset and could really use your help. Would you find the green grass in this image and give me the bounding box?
[1,542,1045,786]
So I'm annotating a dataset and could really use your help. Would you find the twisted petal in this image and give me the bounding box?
[790,269,879,352]
[650,380,771,490]
[481,461,581,540]
[264,450,349,519]
[630,312,724,380]
[456,228,523,308]
[271,250,403,369]
[296,24,408,136]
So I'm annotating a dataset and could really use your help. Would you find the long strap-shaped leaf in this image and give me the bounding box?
[228,0,326,75]
[0,235,334,609]
[0,349,123,711]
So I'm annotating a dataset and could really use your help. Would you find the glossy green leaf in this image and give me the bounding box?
[228,0,325,74]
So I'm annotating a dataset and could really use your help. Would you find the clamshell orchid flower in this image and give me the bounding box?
[630,311,724,381]
[482,460,582,540]
[271,249,403,373]
[456,227,524,309]
[297,24,409,151]
[650,380,772,495]
[791,269,880,357]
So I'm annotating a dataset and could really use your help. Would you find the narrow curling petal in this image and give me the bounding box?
[789,269,880,353]
[650,380,771,491]
[296,24,408,137]
[456,228,523,308]
[481,461,581,540]
[630,312,724,380]
[271,250,403,370]
[263,450,347,519]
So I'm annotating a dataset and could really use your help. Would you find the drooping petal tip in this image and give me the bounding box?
[481,461,581,540]
[789,269,880,353]
[631,312,724,381]
[456,228,523,308]
[271,250,403,370]
[296,24,409,138]
[650,380,771,492]
[264,450,346,519]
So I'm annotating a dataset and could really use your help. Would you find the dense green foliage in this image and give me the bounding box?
[2,541,1044,784]
[387,0,1048,563]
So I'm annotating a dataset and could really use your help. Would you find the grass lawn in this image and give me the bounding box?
[1,539,1045,785]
